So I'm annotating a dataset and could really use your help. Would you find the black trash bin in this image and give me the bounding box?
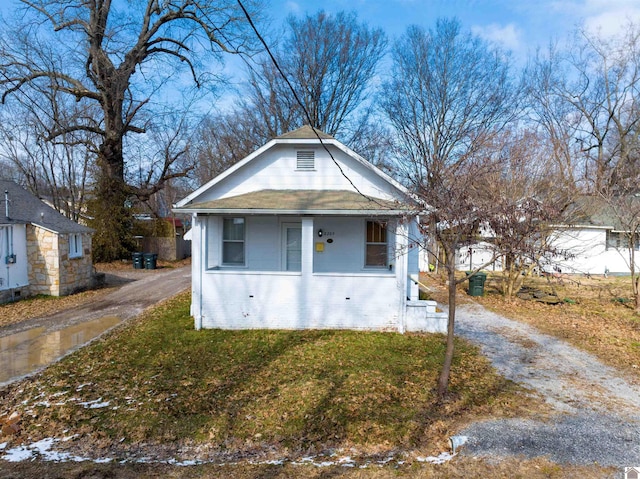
[466,271,487,297]
[132,252,144,269]
[143,253,158,270]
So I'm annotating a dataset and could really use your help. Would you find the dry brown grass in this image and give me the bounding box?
[0,286,115,328]
[422,271,640,383]
[0,455,617,478]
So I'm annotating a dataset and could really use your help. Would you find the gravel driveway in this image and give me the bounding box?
[455,302,640,467]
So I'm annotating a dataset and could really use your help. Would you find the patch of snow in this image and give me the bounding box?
[2,445,34,462]
[166,458,204,466]
[338,456,356,467]
[1,437,90,463]
[78,398,110,409]
[0,442,7,450]
[416,452,456,464]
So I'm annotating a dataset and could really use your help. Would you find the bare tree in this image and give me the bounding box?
[481,129,571,299]
[243,10,387,142]
[527,24,640,194]
[189,110,266,186]
[0,0,263,261]
[525,44,583,193]
[380,18,520,398]
[0,97,94,222]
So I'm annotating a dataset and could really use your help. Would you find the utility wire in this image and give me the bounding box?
[235,0,392,209]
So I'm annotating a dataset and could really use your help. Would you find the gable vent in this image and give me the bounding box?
[296,150,315,170]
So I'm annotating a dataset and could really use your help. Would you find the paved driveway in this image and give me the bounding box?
[455,302,640,467]
[0,266,190,386]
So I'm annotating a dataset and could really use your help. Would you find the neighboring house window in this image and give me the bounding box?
[606,231,640,250]
[69,233,82,258]
[222,217,245,265]
[365,220,387,267]
[296,150,315,170]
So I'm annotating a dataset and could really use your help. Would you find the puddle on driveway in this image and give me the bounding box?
[0,316,121,385]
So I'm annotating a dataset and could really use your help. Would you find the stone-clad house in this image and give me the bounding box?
[0,180,94,302]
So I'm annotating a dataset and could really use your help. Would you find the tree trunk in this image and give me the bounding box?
[437,254,457,399]
[89,136,135,262]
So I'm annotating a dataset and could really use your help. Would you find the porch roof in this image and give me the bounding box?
[175,189,415,216]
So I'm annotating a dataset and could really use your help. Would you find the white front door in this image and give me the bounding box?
[282,223,302,271]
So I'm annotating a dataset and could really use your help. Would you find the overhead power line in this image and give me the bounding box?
[235,0,383,205]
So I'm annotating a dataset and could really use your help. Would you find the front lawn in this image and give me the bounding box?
[1,291,538,468]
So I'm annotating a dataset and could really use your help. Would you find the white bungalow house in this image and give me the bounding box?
[0,180,94,303]
[174,126,445,333]
[539,196,640,276]
[419,195,640,276]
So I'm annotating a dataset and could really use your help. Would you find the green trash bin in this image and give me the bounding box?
[132,252,144,269]
[466,271,487,296]
[143,253,158,270]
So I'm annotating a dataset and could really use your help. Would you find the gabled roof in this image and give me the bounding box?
[177,189,410,215]
[175,126,414,210]
[0,180,93,234]
[276,125,334,140]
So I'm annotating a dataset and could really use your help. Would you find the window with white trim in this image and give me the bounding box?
[69,233,82,258]
[222,217,245,265]
[365,220,387,267]
[296,150,315,170]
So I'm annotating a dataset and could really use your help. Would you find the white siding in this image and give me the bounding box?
[546,228,636,275]
[313,217,396,273]
[455,242,502,271]
[197,271,400,330]
[195,144,403,203]
[189,214,439,332]
[0,224,29,291]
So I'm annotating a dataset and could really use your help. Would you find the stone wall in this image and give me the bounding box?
[59,232,93,295]
[27,225,60,296]
[26,226,94,297]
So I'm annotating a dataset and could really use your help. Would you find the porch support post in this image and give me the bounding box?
[191,213,204,330]
[301,217,314,275]
[300,217,314,324]
[395,220,409,333]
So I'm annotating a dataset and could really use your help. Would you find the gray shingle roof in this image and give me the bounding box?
[275,125,334,140]
[566,195,640,231]
[0,180,93,234]
[179,189,411,214]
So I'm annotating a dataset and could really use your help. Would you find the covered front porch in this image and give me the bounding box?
[189,213,445,332]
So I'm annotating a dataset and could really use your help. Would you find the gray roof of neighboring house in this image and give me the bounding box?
[177,189,412,215]
[565,195,640,231]
[0,180,93,234]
